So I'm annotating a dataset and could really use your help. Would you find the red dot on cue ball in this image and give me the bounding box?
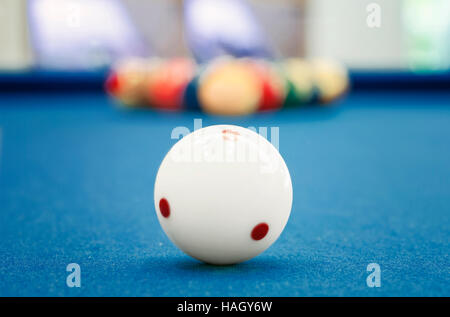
[159,198,170,218]
[251,223,269,240]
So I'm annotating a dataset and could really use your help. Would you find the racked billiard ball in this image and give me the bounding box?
[198,58,261,116]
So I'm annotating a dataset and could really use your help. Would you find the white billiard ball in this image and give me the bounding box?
[154,125,292,265]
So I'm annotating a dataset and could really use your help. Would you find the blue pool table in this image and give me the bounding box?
[0,83,449,297]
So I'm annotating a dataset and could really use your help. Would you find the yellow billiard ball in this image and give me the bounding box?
[198,57,261,116]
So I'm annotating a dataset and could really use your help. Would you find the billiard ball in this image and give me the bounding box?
[280,58,315,107]
[246,59,287,112]
[146,57,196,111]
[105,57,151,107]
[154,125,293,265]
[198,58,261,116]
[183,75,202,110]
[183,63,209,111]
[310,58,349,104]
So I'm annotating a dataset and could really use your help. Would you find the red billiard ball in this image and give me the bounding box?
[146,58,195,111]
[246,59,287,112]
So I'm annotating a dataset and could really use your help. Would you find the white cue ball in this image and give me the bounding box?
[154,125,293,265]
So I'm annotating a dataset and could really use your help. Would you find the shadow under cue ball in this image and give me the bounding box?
[198,58,262,116]
[154,125,293,265]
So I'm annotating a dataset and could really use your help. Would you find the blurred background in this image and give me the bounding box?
[0,0,448,73]
[1,0,450,298]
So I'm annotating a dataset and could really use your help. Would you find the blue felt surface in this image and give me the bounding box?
[0,91,449,296]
